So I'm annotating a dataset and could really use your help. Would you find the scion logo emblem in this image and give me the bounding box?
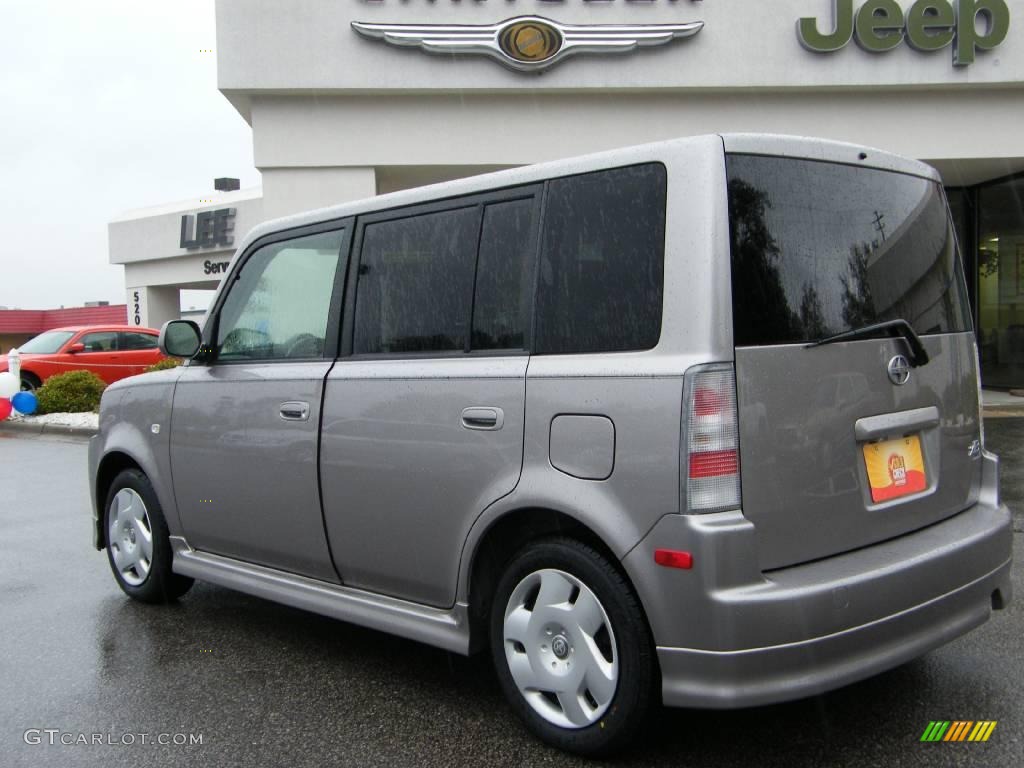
[351,16,704,72]
[888,355,911,386]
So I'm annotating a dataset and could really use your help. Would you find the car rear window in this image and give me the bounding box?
[726,154,971,346]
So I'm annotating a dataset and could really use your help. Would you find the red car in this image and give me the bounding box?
[0,325,166,391]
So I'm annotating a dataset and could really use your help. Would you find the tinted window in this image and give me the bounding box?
[726,155,971,346]
[120,332,158,350]
[216,230,344,360]
[472,199,535,350]
[80,331,118,352]
[535,164,666,354]
[354,207,478,354]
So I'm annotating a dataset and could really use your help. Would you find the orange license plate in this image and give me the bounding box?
[863,435,927,503]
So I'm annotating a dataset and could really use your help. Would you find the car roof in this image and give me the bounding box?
[45,325,159,334]
[239,133,940,253]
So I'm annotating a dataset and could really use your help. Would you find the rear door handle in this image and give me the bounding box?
[461,407,504,431]
[280,401,310,421]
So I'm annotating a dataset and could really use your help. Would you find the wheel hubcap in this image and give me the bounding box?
[551,635,569,660]
[108,488,154,587]
[503,568,618,729]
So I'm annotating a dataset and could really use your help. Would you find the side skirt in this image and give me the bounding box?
[170,537,471,654]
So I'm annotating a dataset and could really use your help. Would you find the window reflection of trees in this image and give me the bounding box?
[728,178,800,345]
[728,158,967,346]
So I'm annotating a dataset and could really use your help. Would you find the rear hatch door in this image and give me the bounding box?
[726,152,982,570]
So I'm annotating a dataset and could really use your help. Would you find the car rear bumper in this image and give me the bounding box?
[623,452,1012,709]
[655,553,1010,708]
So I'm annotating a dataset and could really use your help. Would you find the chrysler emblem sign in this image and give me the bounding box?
[351,15,704,72]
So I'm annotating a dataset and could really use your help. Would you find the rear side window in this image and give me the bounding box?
[120,332,158,350]
[352,193,538,356]
[472,199,535,350]
[354,207,479,354]
[80,331,118,352]
[726,154,971,346]
[534,164,666,355]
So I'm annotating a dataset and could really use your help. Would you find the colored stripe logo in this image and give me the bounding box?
[920,721,997,742]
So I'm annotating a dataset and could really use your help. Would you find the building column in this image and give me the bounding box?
[127,286,180,330]
[259,166,377,219]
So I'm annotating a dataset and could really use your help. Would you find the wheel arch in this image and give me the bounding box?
[461,506,645,654]
[19,367,42,387]
[94,450,144,549]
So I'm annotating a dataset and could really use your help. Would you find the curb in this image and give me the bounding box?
[0,420,98,438]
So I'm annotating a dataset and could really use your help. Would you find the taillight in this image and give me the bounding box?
[683,364,741,513]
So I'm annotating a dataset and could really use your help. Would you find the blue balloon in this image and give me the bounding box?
[11,390,38,415]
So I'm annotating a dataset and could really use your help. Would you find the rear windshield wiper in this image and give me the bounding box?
[806,319,930,367]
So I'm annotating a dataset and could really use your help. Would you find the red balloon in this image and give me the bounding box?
[0,398,11,420]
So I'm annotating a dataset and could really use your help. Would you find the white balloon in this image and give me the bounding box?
[0,372,18,398]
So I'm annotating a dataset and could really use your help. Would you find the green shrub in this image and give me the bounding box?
[35,370,107,414]
[145,357,183,373]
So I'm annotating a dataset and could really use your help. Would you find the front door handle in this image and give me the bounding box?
[461,407,504,431]
[280,401,310,421]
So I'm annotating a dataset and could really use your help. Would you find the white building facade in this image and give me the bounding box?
[109,0,1024,384]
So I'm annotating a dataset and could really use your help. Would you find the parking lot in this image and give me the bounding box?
[1,422,1021,768]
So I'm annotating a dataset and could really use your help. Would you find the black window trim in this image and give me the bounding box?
[201,218,354,366]
[342,184,543,360]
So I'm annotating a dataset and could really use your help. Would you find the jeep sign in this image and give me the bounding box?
[798,0,1010,65]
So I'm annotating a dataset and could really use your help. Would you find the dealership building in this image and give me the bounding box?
[107,0,1024,385]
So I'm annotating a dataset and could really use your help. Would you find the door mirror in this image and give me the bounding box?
[68,342,85,354]
[159,320,202,359]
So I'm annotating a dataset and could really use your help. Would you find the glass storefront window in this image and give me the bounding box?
[977,175,1024,388]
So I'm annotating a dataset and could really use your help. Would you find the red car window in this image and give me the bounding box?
[78,331,119,352]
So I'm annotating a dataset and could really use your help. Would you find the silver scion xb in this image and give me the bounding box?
[89,134,1012,756]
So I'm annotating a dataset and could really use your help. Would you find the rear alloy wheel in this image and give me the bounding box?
[104,469,193,603]
[490,538,655,756]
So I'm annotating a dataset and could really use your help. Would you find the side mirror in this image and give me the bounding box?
[159,320,203,359]
[68,342,85,354]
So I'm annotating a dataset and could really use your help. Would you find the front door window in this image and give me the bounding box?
[215,230,345,361]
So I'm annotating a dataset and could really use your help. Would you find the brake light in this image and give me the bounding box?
[684,365,741,513]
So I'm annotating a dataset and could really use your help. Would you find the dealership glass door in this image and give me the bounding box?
[976,176,1024,388]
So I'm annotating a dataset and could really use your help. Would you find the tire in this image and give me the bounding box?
[20,372,41,392]
[489,537,655,756]
[104,468,193,603]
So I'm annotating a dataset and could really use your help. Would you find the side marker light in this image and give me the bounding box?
[654,549,693,570]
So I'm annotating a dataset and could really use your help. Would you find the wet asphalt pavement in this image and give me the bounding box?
[1,423,1022,768]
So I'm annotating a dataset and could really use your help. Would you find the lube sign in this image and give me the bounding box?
[179,208,236,250]
[798,0,1010,65]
